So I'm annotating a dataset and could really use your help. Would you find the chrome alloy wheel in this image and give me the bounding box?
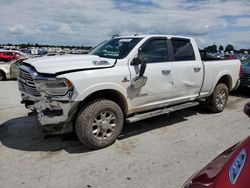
[92,111,117,140]
[216,90,227,109]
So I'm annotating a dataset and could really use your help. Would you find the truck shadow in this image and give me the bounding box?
[0,116,91,154]
[119,107,199,140]
[0,107,202,154]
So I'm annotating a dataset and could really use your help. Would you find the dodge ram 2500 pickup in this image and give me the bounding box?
[18,35,241,149]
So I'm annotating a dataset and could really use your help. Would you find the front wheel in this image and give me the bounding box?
[206,83,229,113]
[75,99,124,150]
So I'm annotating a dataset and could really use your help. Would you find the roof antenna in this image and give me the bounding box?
[112,34,119,39]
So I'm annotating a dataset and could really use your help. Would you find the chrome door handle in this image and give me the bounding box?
[162,69,171,75]
[194,67,201,72]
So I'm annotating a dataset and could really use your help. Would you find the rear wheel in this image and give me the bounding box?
[75,99,124,149]
[206,83,229,113]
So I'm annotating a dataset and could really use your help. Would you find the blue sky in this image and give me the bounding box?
[0,0,250,49]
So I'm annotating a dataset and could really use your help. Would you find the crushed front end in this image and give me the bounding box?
[18,64,78,134]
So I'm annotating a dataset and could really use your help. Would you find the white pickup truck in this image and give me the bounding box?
[18,35,241,149]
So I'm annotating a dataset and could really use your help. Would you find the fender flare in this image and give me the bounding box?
[210,71,233,95]
[74,83,131,110]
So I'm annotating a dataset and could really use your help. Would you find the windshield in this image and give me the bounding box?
[89,37,142,59]
[242,58,250,67]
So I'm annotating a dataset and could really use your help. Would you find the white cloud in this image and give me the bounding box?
[8,25,26,34]
[59,25,74,34]
[0,0,249,48]
[234,18,250,27]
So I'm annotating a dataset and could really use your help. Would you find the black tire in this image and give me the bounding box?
[0,71,6,81]
[75,99,124,149]
[206,83,229,113]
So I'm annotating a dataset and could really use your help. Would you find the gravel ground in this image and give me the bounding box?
[0,81,249,188]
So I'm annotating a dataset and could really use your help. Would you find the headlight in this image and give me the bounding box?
[35,78,73,96]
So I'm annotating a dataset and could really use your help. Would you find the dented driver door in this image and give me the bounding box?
[128,37,173,111]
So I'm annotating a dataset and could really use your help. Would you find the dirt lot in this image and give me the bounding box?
[0,81,250,188]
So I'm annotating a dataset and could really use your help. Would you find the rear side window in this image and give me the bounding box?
[171,39,195,61]
[138,39,168,63]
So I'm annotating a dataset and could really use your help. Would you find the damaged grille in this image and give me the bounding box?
[18,68,41,97]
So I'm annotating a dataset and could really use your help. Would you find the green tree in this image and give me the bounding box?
[204,44,217,53]
[225,44,234,52]
[219,45,224,51]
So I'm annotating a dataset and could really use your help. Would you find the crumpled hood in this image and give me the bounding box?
[24,55,116,74]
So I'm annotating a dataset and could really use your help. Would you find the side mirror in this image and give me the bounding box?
[139,58,146,77]
[130,56,147,89]
[131,57,141,66]
[130,48,143,66]
[131,57,147,77]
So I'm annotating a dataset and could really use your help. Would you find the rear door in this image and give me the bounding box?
[170,38,203,101]
[129,37,173,109]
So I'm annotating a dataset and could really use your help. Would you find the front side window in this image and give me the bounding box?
[89,38,142,59]
[138,39,168,63]
[171,39,195,61]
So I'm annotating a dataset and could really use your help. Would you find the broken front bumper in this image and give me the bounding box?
[18,65,79,134]
[21,92,78,134]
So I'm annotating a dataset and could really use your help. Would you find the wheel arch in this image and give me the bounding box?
[216,74,232,91]
[76,89,128,117]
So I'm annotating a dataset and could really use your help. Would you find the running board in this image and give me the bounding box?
[126,102,199,123]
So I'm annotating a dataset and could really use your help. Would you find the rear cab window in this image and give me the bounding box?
[171,38,195,61]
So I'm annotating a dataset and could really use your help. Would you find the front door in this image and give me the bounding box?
[129,37,173,111]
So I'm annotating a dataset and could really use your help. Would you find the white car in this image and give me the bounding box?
[18,35,241,149]
[0,57,28,80]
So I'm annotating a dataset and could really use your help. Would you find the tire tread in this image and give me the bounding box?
[75,99,123,149]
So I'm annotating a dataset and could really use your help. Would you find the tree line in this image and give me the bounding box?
[204,44,250,54]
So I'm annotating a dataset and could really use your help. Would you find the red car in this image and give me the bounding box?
[0,50,25,62]
[224,54,236,60]
[183,102,250,188]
